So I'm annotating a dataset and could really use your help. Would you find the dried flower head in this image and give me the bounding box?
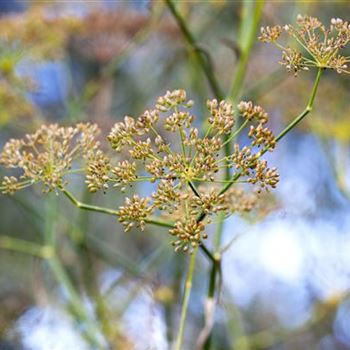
[225,188,259,213]
[0,90,279,253]
[111,160,137,192]
[105,90,278,252]
[280,47,309,75]
[237,101,269,124]
[207,99,235,135]
[260,15,350,75]
[259,25,282,43]
[170,218,207,253]
[85,150,111,193]
[0,123,101,193]
[118,195,152,232]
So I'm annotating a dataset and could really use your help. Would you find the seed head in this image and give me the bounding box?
[238,101,269,124]
[1,90,279,253]
[170,218,206,254]
[118,195,152,232]
[259,25,282,43]
[112,160,137,192]
[0,123,100,193]
[85,150,111,193]
[260,15,350,74]
[155,89,193,112]
[207,99,235,135]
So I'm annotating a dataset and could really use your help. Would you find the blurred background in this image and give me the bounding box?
[0,1,350,349]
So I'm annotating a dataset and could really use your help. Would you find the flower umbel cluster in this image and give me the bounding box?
[0,123,101,193]
[107,90,277,252]
[0,90,279,253]
[259,15,350,75]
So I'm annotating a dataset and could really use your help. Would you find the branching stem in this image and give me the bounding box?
[175,248,198,350]
[61,188,216,263]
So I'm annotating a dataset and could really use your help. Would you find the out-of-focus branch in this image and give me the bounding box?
[164,0,224,100]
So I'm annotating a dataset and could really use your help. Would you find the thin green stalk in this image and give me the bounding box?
[203,258,220,350]
[222,0,264,180]
[188,180,201,198]
[145,217,174,228]
[201,67,323,348]
[62,188,119,216]
[44,194,105,350]
[218,67,324,197]
[275,67,324,143]
[75,188,114,344]
[228,0,265,103]
[221,119,249,148]
[213,219,224,251]
[164,0,224,100]
[208,6,264,319]
[200,242,216,264]
[179,127,187,159]
[61,188,217,263]
[0,236,51,258]
[175,248,198,350]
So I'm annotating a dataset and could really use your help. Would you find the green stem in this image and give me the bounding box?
[0,236,51,258]
[76,188,114,344]
[200,242,216,264]
[62,188,119,216]
[164,0,224,100]
[275,67,324,143]
[175,248,198,350]
[221,119,249,148]
[228,0,265,103]
[61,188,217,264]
[201,67,323,348]
[145,217,173,228]
[213,218,224,250]
[203,256,221,350]
[219,67,324,197]
[44,194,105,350]
[223,0,264,181]
[179,127,187,159]
[188,180,201,198]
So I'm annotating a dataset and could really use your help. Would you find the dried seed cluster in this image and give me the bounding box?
[106,90,278,252]
[0,90,279,253]
[259,15,350,75]
[0,123,101,193]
